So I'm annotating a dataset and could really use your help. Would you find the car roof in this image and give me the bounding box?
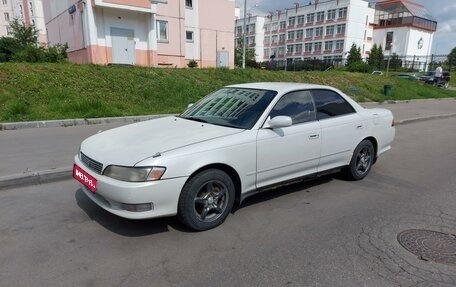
[226,82,332,94]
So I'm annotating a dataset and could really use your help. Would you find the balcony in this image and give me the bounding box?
[95,0,154,13]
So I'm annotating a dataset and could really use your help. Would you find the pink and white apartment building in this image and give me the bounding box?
[1,0,47,43]
[43,0,235,68]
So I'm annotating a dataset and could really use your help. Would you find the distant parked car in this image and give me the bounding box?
[391,73,419,80]
[74,82,395,231]
[419,71,450,88]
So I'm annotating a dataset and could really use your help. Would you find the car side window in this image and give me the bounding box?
[269,90,316,125]
[311,89,355,120]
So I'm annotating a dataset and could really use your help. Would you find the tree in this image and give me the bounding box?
[346,43,362,66]
[368,44,385,70]
[448,46,456,68]
[234,38,256,68]
[9,19,39,46]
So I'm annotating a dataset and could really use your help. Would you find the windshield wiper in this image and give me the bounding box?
[181,116,208,123]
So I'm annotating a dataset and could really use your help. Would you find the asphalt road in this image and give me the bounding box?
[1,118,456,287]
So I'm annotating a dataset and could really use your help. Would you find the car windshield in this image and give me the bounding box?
[180,87,277,129]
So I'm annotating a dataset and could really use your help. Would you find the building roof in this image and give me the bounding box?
[374,0,436,21]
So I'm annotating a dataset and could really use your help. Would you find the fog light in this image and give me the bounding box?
[122,203,153,212]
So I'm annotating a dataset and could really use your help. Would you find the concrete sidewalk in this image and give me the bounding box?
[1,98,455,189]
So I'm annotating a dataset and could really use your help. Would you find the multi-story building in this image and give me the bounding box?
[261,0,375,65]
[43,0,235,68]
[13,0,47,42]
[234,15,265,63]
[372,0,437,69]
[0,0,14,37]
[237,0,436,68]
[0,0,47,43]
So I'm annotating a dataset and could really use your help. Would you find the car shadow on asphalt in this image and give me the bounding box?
[235,175,333,211]
[74,188,186,236]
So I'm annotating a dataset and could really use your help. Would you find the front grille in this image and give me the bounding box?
[80,152,103,174]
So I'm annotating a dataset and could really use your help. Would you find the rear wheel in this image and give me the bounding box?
[345,140,374,180]
[178,169,235,231]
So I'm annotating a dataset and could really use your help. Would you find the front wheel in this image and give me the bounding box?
[178,169,235,231]
[344,140,375,181]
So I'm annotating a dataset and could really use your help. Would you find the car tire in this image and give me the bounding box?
[344,140,375,181]
[178,169,235,231]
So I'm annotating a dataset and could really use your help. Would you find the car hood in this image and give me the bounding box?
[80,116,242,167]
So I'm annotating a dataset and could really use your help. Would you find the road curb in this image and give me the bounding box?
[0,167,73,190]
[0,114,174,131]
[2,112,456,190]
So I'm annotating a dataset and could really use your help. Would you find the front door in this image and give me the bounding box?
[111,27,135,65]
[256,90,321,188]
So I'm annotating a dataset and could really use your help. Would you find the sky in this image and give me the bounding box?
[234,0,456,54]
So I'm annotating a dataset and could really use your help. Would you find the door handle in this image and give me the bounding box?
[356,124,364,129]
[309,134,319,140]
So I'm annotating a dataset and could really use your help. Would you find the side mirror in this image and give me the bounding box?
[266,116,292,129]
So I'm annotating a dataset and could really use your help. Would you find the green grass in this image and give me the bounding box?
[0,62,455,122]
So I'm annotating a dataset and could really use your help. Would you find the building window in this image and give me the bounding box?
[264,36,270,45]
[306,13,314,24]
[326,25,334,36]
[327,9,336,20]
[264,24,270,32]
[186,31,194,42]
[271,22,278,31]
[336,24,346,35]
[157,20,168,42]
[249,36,255,45]
[279,34,285,43]
[29,1,33,16]
[296,29,303,39]
[287,31,295,40]
[2,0,7,5]
[305,28,313,38]
[185,0,192,8]
[236,26,242,36]
[287,44,294,54]
[315,27,323,37]
[338,7,347,18]
[325,41,333,51]
[305,43,312,52]
[295,44,302,53]
[385,32,393,50]
[279,21,286,30]
[6,26,12,35]
[316,11,325,22]
[314,42,322,51]
[278,47,285,55]
[272,35,278,44]
[288,16,295,26]
[297,15,305,25]
[335,40,344,50]
[249,24,255,33]
[4,12,9,22]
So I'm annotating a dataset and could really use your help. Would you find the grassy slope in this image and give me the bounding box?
[0,63,455,122]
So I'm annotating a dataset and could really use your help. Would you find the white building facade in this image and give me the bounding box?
[261,0,375,65]
[0,0,14,37]
[234,15,265,62]
[236,0,436,68]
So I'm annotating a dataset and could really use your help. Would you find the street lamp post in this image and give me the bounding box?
[242,0,247,69]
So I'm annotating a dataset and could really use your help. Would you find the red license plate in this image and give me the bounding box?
[73,164,98,192]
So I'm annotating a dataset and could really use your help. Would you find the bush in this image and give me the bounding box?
[187,59,198,68]
[347,61,372,73]
[12,45,46,62]
[0,37,22,62]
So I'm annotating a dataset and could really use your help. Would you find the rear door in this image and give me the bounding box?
[311,89,365,172]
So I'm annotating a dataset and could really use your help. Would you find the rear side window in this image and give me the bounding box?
[269,90,316,125]
[311,89,355,120]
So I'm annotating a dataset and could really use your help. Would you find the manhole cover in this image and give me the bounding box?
[397,229,456,265]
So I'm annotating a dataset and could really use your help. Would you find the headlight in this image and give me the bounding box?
[103,166,166,182]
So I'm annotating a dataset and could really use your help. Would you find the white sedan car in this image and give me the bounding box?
[74,82,395,230]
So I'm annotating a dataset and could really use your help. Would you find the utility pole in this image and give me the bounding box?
[242,0,247,69]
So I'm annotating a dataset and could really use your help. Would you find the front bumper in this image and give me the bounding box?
[74,155,188,219]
